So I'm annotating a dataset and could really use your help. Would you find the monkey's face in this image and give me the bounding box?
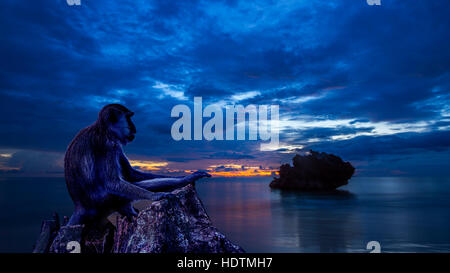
[110,112,137,145]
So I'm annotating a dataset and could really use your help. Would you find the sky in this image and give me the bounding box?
[0,0,449,177]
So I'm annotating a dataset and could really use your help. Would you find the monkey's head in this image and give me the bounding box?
[98,104,137,145]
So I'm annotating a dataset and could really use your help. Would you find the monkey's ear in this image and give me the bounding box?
[107,108,122,124]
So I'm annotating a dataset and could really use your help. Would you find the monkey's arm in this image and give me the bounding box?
[135,171,211,192]
[119,153,181,182]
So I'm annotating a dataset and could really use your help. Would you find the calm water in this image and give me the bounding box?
[1,176,450,253]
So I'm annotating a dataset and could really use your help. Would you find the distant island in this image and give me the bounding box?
[270,151,355,191]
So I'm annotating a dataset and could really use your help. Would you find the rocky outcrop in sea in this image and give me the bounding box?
[270,151,355,191]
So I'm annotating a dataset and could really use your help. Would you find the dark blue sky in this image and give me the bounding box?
[1,0,449,177]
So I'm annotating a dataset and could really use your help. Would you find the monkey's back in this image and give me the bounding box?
[64,126,108,209]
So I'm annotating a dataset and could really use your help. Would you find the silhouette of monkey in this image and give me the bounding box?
[64,104,210,225]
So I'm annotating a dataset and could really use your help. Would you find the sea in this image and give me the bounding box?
[1,176,450,253]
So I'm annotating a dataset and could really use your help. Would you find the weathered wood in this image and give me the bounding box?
[32,213,60,253]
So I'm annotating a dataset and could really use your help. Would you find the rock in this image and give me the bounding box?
[49,225,83,253]
[82,222,115,253]
[270,150,355,191]
[32,213,60,253]
[35,184,244,253]
[113,184,244,253]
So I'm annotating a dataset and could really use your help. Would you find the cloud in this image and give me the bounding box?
[0,149,64,176]
[153,81,188,101]
[1,0,450,176]
[230,91,261,102]
[207,152,255,159]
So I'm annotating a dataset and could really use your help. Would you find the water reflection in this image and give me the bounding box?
[270,189,362,252]
[197,180,274,252]
[197,176,450,253]
[1,176,450,252]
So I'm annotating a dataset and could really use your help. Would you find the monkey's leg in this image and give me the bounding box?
[108,179,170,201]
[67,207,97,226]
[117,202,138,221]
[134,171,211,192]
[134,178,190,192]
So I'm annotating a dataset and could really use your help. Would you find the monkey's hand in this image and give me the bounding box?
[183,171,212,183]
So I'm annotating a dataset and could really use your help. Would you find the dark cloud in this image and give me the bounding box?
[285,127,375,142]
[0,149,64,175]
[207,152,255,160]
[0,0,449,176]
[305,130,450,161]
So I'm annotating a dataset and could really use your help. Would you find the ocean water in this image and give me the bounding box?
[1,176,450,253]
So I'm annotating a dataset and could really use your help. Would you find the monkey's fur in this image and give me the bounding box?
[65,104,210,226]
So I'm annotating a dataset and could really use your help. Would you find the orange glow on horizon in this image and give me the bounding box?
[185,167,278,177]
[129,160,279,177]
[208,170,274,177]
[0,166,20,171]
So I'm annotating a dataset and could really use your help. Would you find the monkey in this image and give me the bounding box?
[64,104,211,226]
